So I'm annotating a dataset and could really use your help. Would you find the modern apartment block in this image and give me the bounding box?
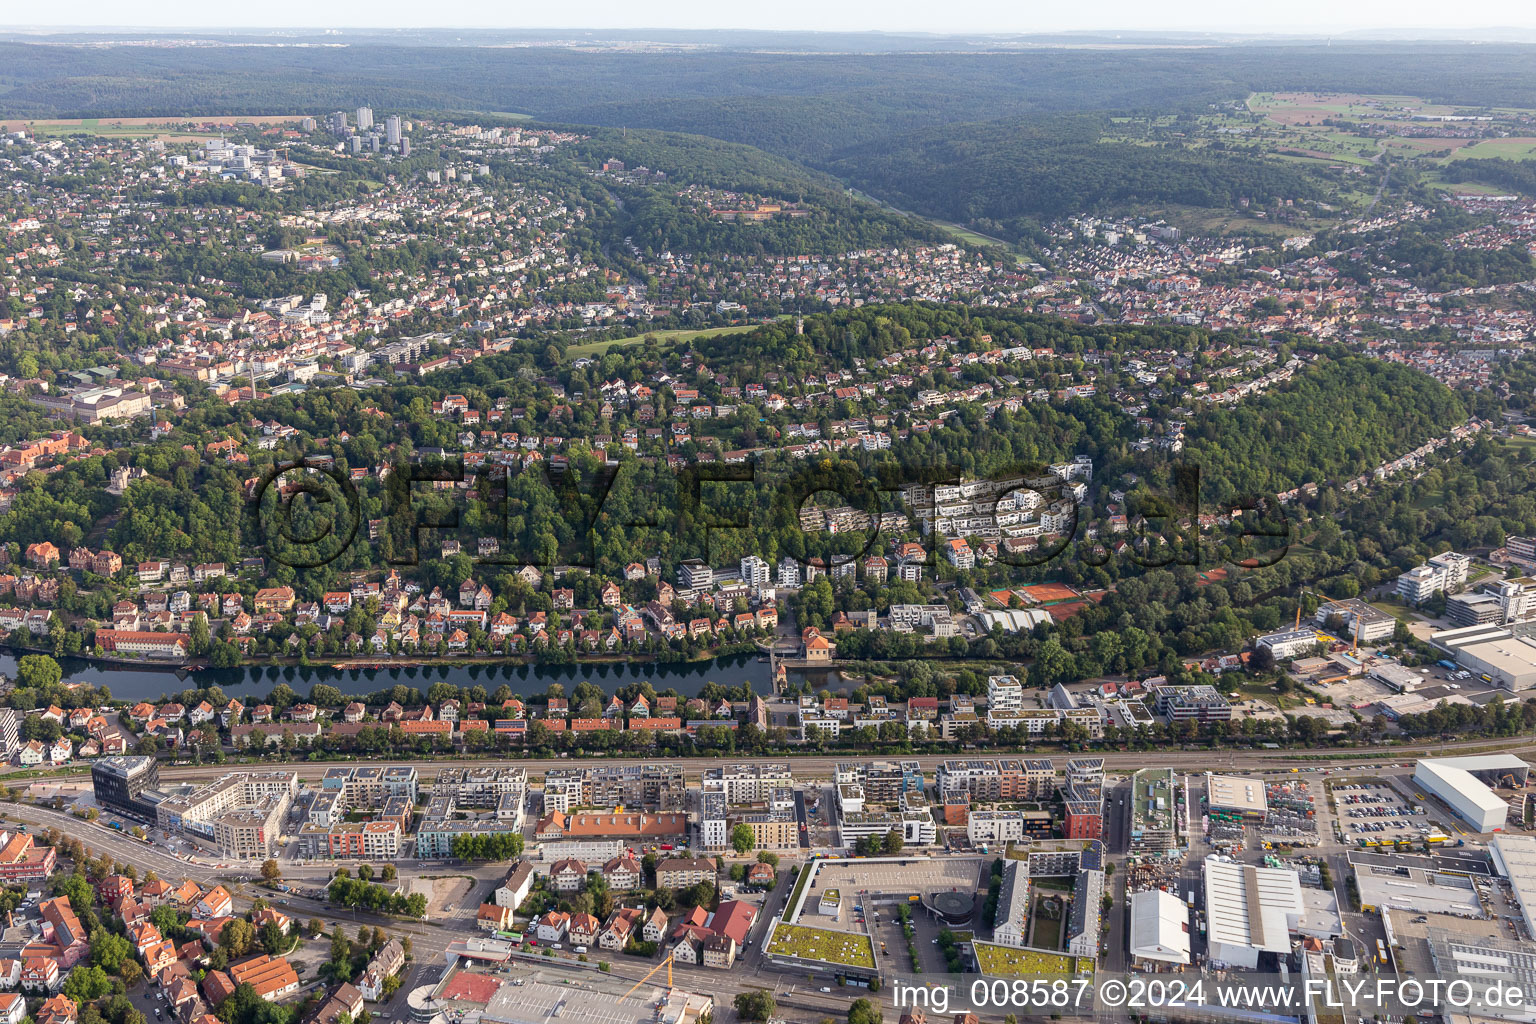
[156,771,298,849]
[212,799,288,859]
[434,766,528,809]
[1150,684,1233,723]
[987,674,1025,714]
[834,760,925,804]
[295,819,403,860]
[936,758,1056,801]
[701,763,793,805]
[584,764,687,811]
[321,765,420,807]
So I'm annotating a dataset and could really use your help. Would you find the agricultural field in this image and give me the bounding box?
[764,923,876,968]
[0,115,303,139]
[1244,93,1536,170]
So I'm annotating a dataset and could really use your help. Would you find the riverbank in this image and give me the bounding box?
[5,649,843,704]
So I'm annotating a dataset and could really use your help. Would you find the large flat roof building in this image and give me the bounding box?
[1432,624,1536,690]
[1314,599,1396,643]
[1207,775,1269,821]
[1203,856,1303,970]
[91,755,161,820]
[1492,835,1536,939]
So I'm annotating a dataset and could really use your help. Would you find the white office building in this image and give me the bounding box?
[1256,628,1319,661]
[1397,564,1446,605]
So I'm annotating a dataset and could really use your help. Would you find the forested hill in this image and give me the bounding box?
[7,41,1536,155]
[566,129,951,256]
[1179,355,1468,505]
[436,304,1470,514]
[820,116,1329,242]
[8,40,1536,248]
[568,130,844,196]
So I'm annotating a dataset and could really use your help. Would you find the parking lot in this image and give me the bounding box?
[1332,780,1437,846]
[806,856,983,902]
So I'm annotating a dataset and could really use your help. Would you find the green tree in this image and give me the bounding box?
[733,992,776,1021]
[220,918,257,958]
[90,930,133,972]
[848,998,882,1024]
[731,823,756,855]
[16,654,61,690]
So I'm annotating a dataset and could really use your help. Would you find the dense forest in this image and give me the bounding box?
[1177,353,1467,504]
[822,115,1334,241]
[1440,157,1536,197]
[6,41,1536,153]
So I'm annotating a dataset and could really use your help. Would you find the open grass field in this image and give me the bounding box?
[1367,600,1428,624]
[764,923,876,968]
[1430,178,1517,196]
[1437,139,1536,163]
[563,322,768,361]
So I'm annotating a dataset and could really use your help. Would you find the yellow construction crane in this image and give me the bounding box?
[620,953,673,999]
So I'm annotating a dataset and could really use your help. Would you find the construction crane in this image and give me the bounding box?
[619,952,673,1000]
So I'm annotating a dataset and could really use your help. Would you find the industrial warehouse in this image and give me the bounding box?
[1413,754,1529,833]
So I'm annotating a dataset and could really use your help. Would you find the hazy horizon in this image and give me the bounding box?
[8,0,1536,37]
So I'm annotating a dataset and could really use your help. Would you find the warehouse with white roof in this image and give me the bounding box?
[1491,834,1536,938]
[1207,774,1269,821]
[1128,889,1191,965]
[1202,856,1304,969]
[1414,755,1521,833]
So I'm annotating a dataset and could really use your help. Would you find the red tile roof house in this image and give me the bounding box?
[39,896,87,967]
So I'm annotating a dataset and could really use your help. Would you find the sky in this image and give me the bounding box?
[14,0,1536,34]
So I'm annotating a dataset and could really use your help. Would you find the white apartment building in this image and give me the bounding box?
[1430,551,1472,589]
[776,557,801,589]
[1398,565,1446,605]
[702,763,793,805]
[987,675,1025,714]
[740,556,770,589]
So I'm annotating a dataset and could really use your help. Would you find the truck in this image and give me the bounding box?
[1438,660,1458,671]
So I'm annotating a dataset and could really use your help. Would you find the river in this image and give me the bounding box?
[6,651,849,703]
